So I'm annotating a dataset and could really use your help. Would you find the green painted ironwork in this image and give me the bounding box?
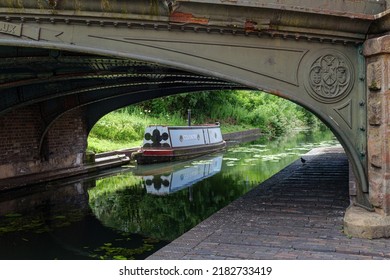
[0,0,389,208]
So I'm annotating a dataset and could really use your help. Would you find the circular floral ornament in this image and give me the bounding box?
[305,50,354,103]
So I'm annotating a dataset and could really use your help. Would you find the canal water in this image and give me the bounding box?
[0,129,339,260]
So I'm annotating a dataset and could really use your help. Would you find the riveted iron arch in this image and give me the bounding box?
[0,46,241,161]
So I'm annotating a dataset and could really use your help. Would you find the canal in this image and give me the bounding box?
[0,129,339,260]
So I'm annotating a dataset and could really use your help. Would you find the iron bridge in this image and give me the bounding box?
[1,1,390,217]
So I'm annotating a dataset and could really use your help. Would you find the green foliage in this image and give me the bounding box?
[89,112,143,142]
[234,91,305,136]
[88,90,322,153]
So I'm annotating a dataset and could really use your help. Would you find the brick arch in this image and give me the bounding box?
[0,105,87,179]
[40,107,87,167]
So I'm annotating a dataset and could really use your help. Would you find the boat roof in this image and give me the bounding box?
[146,124,220,129]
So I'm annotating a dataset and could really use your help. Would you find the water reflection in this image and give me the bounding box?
[138,155,223,196]
[0,180,91,232]
[0,178,167,260]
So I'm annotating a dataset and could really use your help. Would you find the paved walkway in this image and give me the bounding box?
[147,147,390,260]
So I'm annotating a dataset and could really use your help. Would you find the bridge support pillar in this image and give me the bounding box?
[0,106,88,188]
[344,34,390,238]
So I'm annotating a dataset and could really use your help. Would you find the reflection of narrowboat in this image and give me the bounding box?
[132,124,226,164]
[141,155,223,196]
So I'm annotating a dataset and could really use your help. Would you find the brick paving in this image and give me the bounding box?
[147,147,390,260]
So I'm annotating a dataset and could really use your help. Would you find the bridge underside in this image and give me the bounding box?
[0,46,242,183]
[2,0,390,237]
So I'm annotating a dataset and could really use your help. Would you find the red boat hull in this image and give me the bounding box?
[133,141,226,164]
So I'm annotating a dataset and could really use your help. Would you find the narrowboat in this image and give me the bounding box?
[132,124,226,164]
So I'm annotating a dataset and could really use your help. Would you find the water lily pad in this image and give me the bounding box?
[289,147,310,151]
[223,158,239,161]
[5,213,22,218]
[0,227,8,233]
[192,160,213,165]
[261,155,281,161]
[113,255,127,260]
[53,216,66,220]
[251,144,267,148]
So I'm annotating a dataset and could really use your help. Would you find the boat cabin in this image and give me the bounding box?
[132,124,226,164]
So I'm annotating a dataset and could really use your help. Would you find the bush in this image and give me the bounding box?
[90,113,140,142]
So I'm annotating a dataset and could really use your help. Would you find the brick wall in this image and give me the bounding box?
[0,105,87,179]
[45,107,87,165]
[364,35,390,215]
[0,105,42,166]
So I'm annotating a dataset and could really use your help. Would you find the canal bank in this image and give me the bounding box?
[147,147,390,260]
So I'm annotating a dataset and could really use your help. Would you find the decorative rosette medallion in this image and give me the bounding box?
[305,50,354,103]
